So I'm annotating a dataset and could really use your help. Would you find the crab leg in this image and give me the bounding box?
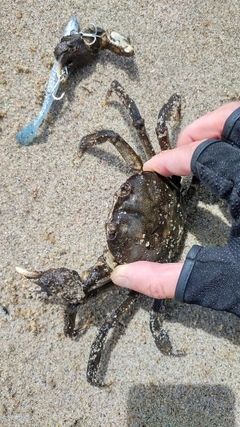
[80,130,143,172]
[155,94,181,151]
[105,80,156,160]
[87,290,139,386]
[150,298,185,357]
[64,280,114,337]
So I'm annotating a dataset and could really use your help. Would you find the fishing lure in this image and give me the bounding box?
[16,17,134,146]
[16,16,79,146]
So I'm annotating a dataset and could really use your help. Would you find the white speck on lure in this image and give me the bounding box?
[16,16,79,146]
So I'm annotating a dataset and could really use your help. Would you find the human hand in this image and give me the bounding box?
[143,101,240,176]
[177,101,240,146]
[111,101,240,299]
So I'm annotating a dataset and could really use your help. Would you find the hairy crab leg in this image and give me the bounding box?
[64,280,114,337]
[150,299,185,357]
[155,94,200,198]
[15,16,79,146]
[80,130,143,172]
[80,131,182,194]
[105,80,156,160]
[155,93,181,151]
[155,94,183,188]
[87,290,139,386]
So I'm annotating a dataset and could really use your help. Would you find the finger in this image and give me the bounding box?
[177,101,240,147]
[143,140,203,176]
[111,261,183,299]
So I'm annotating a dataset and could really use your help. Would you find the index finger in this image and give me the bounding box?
[143,140,203,176]
[177,102,240,146]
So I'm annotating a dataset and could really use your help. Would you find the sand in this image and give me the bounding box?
[1,0,240,425]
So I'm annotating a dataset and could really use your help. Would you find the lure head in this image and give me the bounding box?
[62,15,79,37]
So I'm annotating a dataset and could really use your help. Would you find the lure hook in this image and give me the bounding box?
[80,23,101,46]
[51,66,68,100]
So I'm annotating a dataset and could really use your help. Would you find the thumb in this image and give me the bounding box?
[111,261,183,299]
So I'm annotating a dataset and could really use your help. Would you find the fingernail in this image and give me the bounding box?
[112,276,130,288]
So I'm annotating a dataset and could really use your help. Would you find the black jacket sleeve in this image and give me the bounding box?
[175,107,240,317]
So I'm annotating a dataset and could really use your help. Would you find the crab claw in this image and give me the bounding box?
[15,266,85,304]
[15,266,41,279]
[100,31,134,57]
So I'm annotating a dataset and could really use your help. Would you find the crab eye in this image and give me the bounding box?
[120,182,132,197]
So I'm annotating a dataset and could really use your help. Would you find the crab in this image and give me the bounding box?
[54,23,134,74]
[16,81,198,386]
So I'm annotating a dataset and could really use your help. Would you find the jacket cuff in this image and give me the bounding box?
[190,139,219,176]
[174,245,202,302]
[222,106,240,142]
